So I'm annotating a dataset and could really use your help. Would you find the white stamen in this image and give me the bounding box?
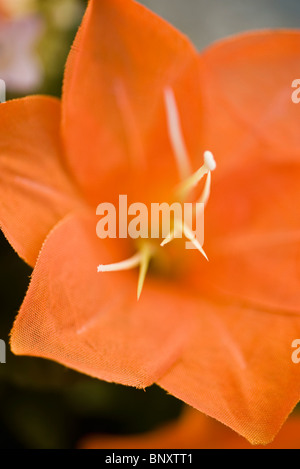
[160,233,174,247]
[160,232,174,247]
[204,150,216,171]
[177,150,216,199]
[197,171,211,207]
[97,253,142,273]
[164,87,192,180]
[98,245,153,300]
[160,219,208,261]
[182,222,209,261]
[160,225,181,247]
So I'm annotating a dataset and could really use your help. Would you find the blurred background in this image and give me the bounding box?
[0,0,299,449]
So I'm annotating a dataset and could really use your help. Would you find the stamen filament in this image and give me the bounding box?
[178,166,208,197]
[197,171,211,207]
[164,87,192,180]
[182,222,209,261]
[137,244,152,300]
[160,232,175,247]
[97,245,154,300]
[177,150,216,199]
[160,220,208,261]
[160,226,181,247]
[97,253,142,273]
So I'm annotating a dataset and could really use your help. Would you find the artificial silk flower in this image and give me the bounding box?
[0,0,299,445]
[79,407,300,450]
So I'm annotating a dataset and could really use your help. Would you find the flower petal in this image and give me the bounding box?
[62,0,203,204]
[163,31,300,445]
[202,159,300,314]
[10,212,195,388]
[0,96,80,266]
[192,31,300,313]
[222,414,300,449]
[200,31,300,173]
[158,299,300,445]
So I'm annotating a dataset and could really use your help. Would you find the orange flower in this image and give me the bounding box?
[0,0,299,445]
[79,407,300,449]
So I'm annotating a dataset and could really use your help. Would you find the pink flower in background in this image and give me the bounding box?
[0,14,43,93]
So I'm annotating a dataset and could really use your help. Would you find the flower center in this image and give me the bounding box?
[97,87,216,299]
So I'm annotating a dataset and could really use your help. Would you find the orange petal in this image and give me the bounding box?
[200,31,300,174]
[62,0,203,205]
[79,408,300,449]
[0,96,80,266]
[158,299,300,445]
[219,414,300,449]
[201,159,300,314]
[189,31,300,313]
[10,212,195,388]
[156,31,300,445]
